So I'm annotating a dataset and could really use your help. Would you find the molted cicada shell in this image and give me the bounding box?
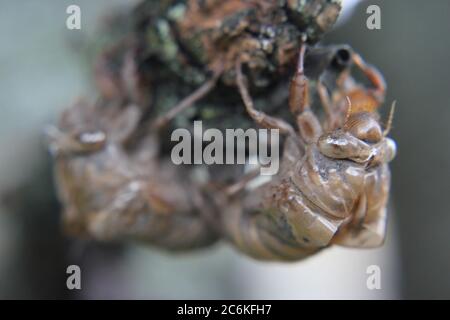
[46,99,218,250]
[222,43,397,260]
[47,1,396,262]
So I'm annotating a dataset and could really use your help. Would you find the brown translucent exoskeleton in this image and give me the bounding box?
[47,39,396,261]
[226,41,397,260]
[47,99,218,250]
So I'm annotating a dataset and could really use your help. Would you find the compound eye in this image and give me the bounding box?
[385,138,397,162]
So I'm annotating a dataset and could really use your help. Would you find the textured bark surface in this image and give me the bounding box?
[92,0,343,134]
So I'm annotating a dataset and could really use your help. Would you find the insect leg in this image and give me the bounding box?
[352,53,386,102]
[153,69,222,130]
[235,60,296,136]
[332,206,387,248]
[316,79,339,130]
[289,43,322,143]
[332,163,391,248]
[288,43,309,115]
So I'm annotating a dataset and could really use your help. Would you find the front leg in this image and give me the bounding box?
[332,164,391,248]
[235,60,296,136]
[316,79,339,131]
[289,43,323,144]
[352,53,386,103]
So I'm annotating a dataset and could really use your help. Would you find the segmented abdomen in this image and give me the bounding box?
[221,141,372,260]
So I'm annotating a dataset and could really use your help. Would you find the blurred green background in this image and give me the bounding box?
[0,0,449,299]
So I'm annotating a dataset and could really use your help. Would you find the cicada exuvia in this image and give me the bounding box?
[219,42,396,260]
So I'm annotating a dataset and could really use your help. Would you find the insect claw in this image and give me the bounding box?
[236,59,296,135]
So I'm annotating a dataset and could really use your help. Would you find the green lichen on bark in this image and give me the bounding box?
[89,0,344,135]
[131,0,342,85]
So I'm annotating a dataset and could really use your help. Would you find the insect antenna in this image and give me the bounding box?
[383,100,396,136]
[343,95,352,127]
